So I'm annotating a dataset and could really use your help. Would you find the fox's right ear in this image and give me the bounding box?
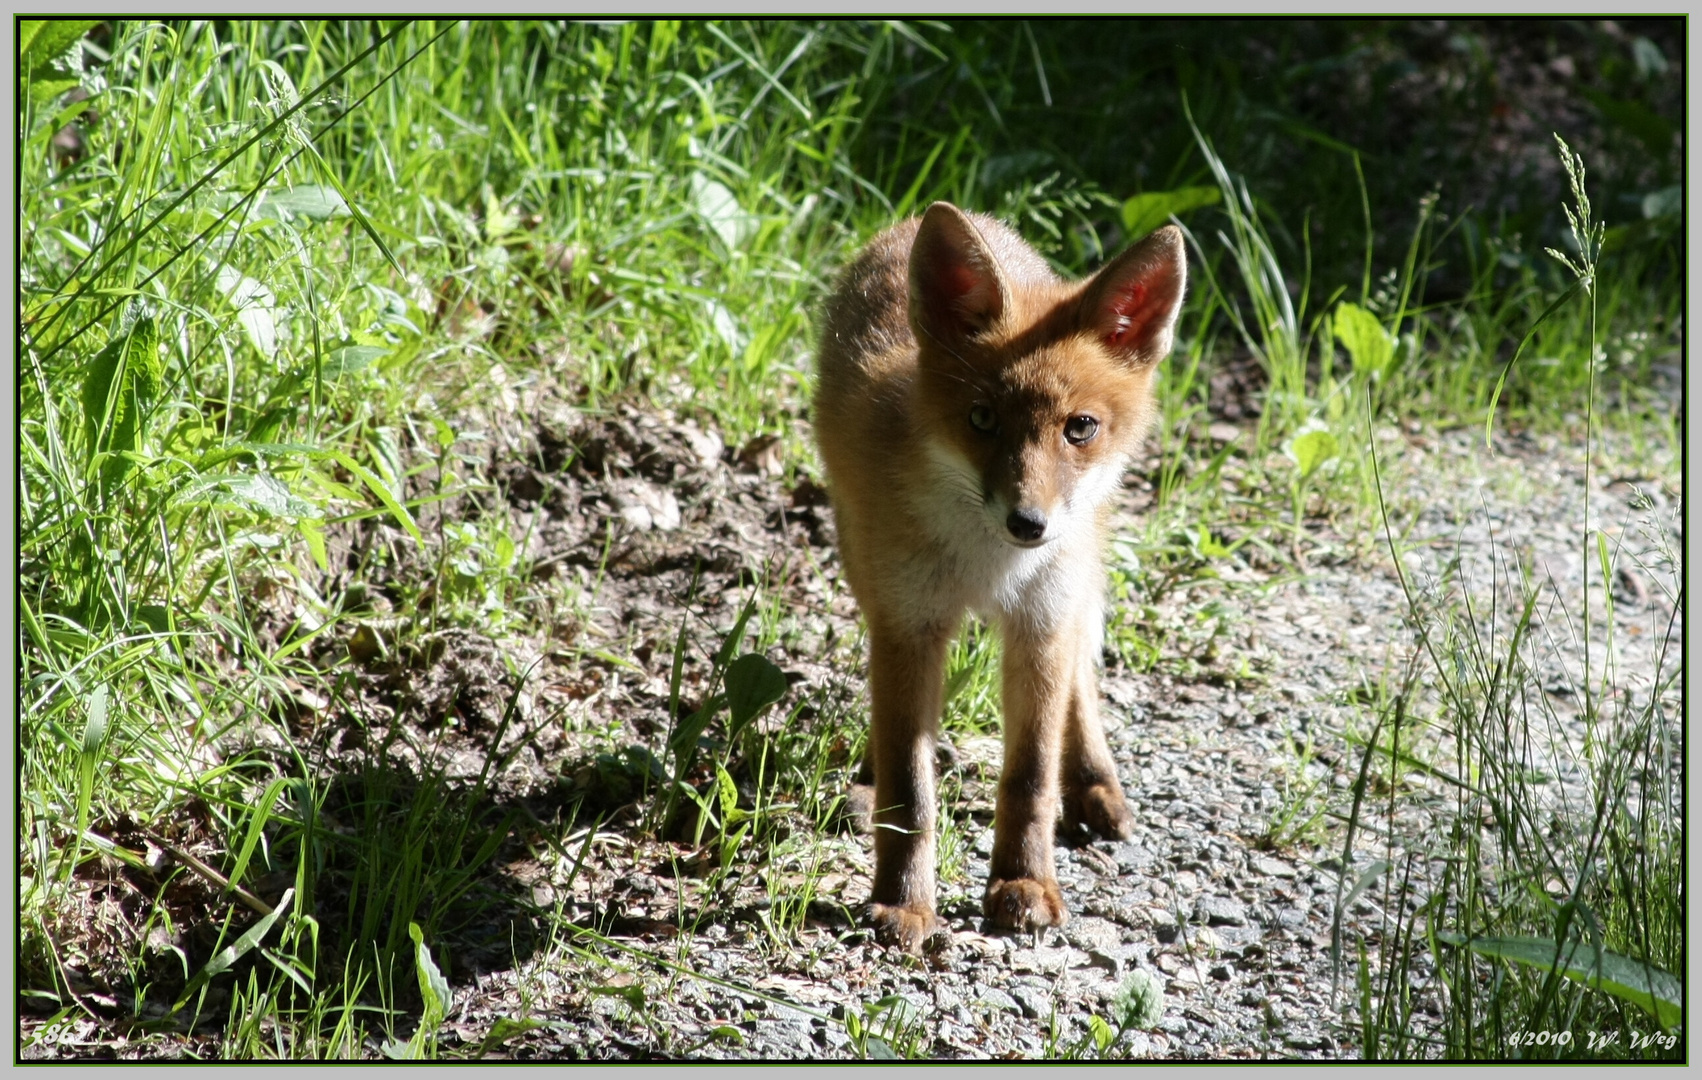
[908,203,1010,347]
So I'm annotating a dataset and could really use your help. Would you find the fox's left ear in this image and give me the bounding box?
[1080,225,1187,365]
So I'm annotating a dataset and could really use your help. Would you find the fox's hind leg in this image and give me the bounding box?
[1061,611,1134,840]
[865,620,952,952]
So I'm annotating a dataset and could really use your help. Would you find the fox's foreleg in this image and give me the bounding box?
[1061,596,1134,840]
[866,621,952,951]
[984,618,1076,930]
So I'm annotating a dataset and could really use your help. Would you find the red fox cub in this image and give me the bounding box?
[814,203,1186,952]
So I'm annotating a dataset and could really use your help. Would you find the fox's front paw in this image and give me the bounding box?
[984,877,1068,931]
[1064,780,1133,841]
[869,902,945,953]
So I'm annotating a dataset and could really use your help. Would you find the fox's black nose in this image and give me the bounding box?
[1006,507,1047,543]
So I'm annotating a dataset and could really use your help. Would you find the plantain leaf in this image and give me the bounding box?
[323,344,385,376]
[1121,185,1220,240]
[410,922,452,1032]
[691,173,759,250]
[260,184,350,222]
[21,21,100,67]
[177,473,322,519]
[80,315,161,483]
[1333,302,1393,376]
[1290,428,1339,479]
[725,652,787,737]
[1437,932,1682,1028]
[216,265,279,358]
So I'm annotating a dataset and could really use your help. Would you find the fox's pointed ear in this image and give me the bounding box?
[909,202,1010,346]
[1081,225,1187,365]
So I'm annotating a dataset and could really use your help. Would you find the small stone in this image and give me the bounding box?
[1254,856,1297,879]
[971,985,1021,1014]
[1062,915,1122,954]
[1008,946,1069,974]
[1010,985,1051,1020]
[1083,947,1138,979]
[1195,895,1248,927]
[681,422,725,468]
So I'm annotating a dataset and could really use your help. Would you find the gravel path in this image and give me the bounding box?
[409,405,1679,1062]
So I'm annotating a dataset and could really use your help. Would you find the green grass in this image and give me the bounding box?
[19,18,1682,1061]
[1342,140,1682,1061]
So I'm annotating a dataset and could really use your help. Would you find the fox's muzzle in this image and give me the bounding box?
[1004,506,1048,544]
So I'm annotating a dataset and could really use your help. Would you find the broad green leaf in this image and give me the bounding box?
[260,184,350,222]
[1196,525,1231,559]
[21,20,99,68]
[410,922,452,1030]
[1111,969,1166,1029]
[1290,428,1339,478]
[479,1017,546,1055]
[484,188,519,241]
[1437,932,1681,1028]
[1641,185,1681,220]
[1332,302,1393,376]
[592,984,647,1011]
[716,765,739,819]
[299,520,328,570]
[179,473,322,519]
[80,315,161,483]
[216,266,278,358]
[323,344,385,376]
[1089,1014,1113,1051]
[691,173,759,250]
[1121,185,1220,240]
[29,76,81,105]
[725,652,787,736]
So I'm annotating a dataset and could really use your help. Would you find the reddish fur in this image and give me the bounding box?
[815,203,1186,952]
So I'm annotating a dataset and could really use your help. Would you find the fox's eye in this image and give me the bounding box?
[1064,415,1099,445]
[969,404,997,432]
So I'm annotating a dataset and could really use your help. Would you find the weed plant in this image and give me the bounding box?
[1344,141,1682,1060]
